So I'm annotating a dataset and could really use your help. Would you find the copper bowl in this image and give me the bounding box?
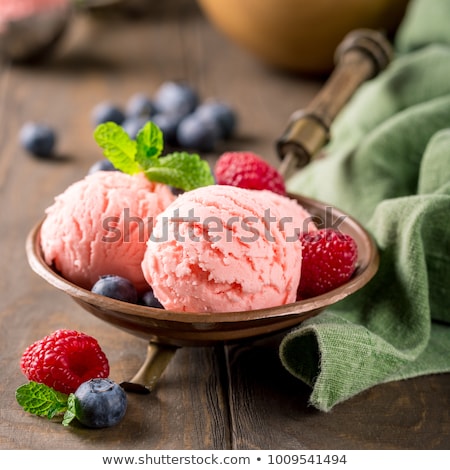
[26,193,378,348]
[26,192,379,392]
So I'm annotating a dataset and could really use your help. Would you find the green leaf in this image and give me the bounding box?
[16,382,68,419]
[62,394,77,427]
[135,121,164,168]
[144,152,215,191]
[93,122,214,192]
[94,122,141,174]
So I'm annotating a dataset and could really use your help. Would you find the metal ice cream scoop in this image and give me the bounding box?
[276,29,393,180]
[0,0,123,63]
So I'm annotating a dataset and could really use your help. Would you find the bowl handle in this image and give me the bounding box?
[276,28,393,179]
[120,342,178,394]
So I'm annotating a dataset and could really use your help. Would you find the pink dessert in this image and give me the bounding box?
[141,185,316,312]
[40,171,175,293]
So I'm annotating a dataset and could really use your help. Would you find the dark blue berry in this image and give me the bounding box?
[151,113,183,146]
[195,101,237,139]
[176,113,219,152]
[88,159,118,174]
[122,116,149,139]
[169,185,185,196]
[19,122,56,157]
[154,81,199,118]
[126,93,155,119]
[141,289,164,309]
[74,378,127,429]
[91,102,125,126]
[91,275,138,303]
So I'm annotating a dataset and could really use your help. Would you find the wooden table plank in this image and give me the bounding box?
[225,335,450,450]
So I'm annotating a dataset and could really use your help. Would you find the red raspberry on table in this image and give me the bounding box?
[214,151,286,195]
[20,329,110,394]
[298,228,358,299]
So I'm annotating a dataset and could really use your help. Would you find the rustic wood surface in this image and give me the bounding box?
[1,1,449,450]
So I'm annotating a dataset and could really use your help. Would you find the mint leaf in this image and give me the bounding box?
[93,121,214,191]
[94,122,141,174]
[135,121,164,168]
[16,382,68,419]
[144,152,214,191]
[62,394,77,427]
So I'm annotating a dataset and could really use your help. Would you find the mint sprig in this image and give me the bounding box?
[145,152,214,191]
[94,121,214,191]
[16,381,81,427]
[135,120,164,167]
[62,393,78,427]
[16,382,69,419]
[93,122,141,174]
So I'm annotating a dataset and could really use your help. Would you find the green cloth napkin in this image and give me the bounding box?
[279,0,450,412]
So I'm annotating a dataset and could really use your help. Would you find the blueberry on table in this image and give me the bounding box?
[195,101,237,139]
[126,92,155,119]
[154,81,199,117]
[19,122,56,157]
[151,112,183,146]
[177,113,219,152]
[72,378,127,429]
[91,275,138,303]
[122,116,150,139]
[91,101,125,126]
[88,158,118,174]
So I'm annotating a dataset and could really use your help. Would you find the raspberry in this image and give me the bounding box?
[20,329,110,395]
[214,151,286,195]
[298,228,358,299]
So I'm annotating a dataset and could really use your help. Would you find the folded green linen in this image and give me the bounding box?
[279,0,450,412]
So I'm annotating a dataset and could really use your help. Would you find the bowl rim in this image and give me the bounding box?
[26,192,379,326]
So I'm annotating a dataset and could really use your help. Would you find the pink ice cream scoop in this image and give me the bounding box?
[141,185,316,312]
[40,171,175,293]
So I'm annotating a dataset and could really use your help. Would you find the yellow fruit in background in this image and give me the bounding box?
[197,0,410,74]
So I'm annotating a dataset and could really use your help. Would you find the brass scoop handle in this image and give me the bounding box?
[277,28,393,179]
[120,342,178,394]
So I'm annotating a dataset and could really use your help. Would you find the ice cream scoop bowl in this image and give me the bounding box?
[26,193,379,393]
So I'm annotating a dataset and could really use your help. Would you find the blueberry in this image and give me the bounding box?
[169,185,185,196]
[88,158,118,174]
[126,93,155,119]
[73,378,127,429]
[141,289,164,309]
[195,101,237,139]
[176,113,219,152]
[153,81,199,118]
[19,122,56,157]
[91,101,125,127]
[151,113,183,146]
[91,275,138,303]
[122,116,150,139]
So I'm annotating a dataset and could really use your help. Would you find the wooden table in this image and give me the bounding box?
[1,1,448,450]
